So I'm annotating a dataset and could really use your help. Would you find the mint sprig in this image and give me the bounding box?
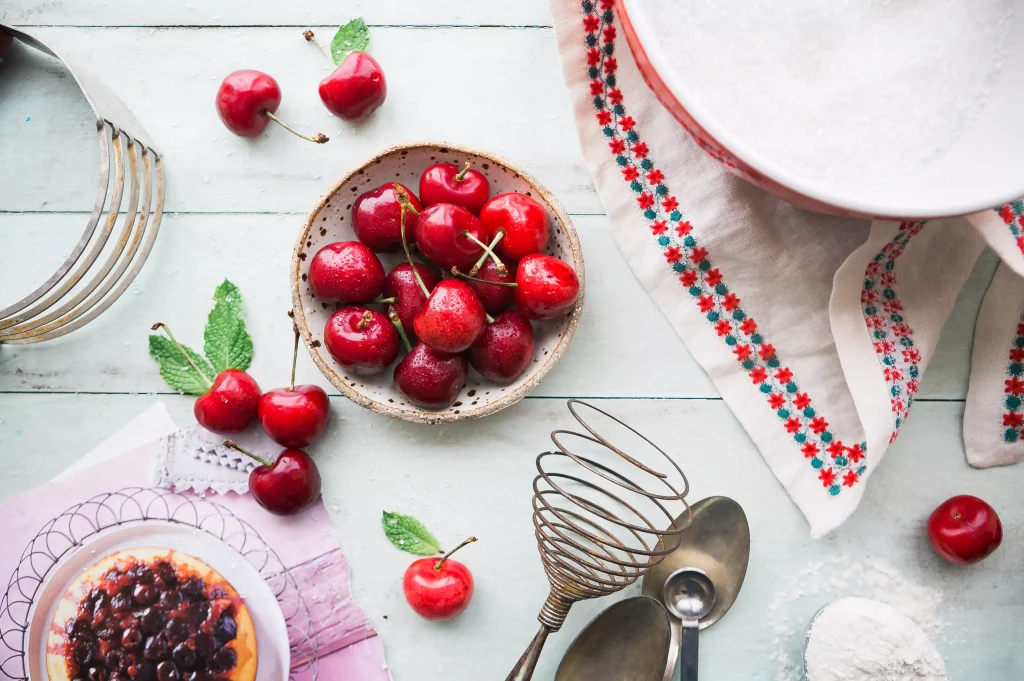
[149,279,254,393]
[331,18,369,64]
[382,511,442,556]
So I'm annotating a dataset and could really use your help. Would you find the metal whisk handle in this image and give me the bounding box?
[504,626,550,681]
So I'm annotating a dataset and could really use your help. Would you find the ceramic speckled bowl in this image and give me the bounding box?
[291,142,585,425]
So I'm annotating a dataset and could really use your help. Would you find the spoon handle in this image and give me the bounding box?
[680,620,699,681]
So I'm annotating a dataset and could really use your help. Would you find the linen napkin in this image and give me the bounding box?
[550,0,1023,536]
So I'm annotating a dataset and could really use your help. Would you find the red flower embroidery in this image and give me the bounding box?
[892,323,912,338]
[882,300,903,314]
[664,246,681,263]
[1000,205,1016,224]
[1011,348,1024,362]
[650,220,667,235]
[875,340,895,355]
[662,196,679,212]
[757,343,775,360]
[906,379,919,395]
[847,444,864,463]
[902,348,921,364]
[749,367,768,384]
[622,166,639,181]
[722,293,740,311]
[676,221,692,236]
[827,441,845,459]
[646,169,665,185]
[1017,236,1024,253]
[608,88,623,104]
[794,393,811,409]
[637,193,654,209]
[861,290,878,305]
[618,115,635,131]
[590,79,604,96]
[774,367,793,383]
[596,110,611,125]
[733,344,751,361]
[819,468,836,487]
[785,418,801,433]
[809,417,828,434]
[769,393,786,410]
[715,320,732,336]
[599,0,614,10]
[842,471,859,487]
[587,47,602,65]
[697,295,714,313]
[602,25,616,42]
[705,268,723,286]
[609,139,625,154]
[880,272,897,287]
[690,247,708,263]
[603,57,618,74]
[866,315,885,330]
[679,271,698,287]
[631,142,649,158]
[1017,324,1024,336]
[583,15,600,32]
[802,442,820,458]
[1003,412,1024,428]
[740,318,758,335]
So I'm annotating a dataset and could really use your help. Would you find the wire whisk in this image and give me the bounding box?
[506,400,692,681]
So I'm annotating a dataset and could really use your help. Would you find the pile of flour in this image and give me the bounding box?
[647,0,1014,186]
[804,597,948,681]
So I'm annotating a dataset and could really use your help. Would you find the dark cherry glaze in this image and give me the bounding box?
[59,557,241,681]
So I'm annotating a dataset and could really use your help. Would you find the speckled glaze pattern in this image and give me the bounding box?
[291,142,585,425]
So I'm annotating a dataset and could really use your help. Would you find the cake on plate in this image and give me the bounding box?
[46,547,257,681]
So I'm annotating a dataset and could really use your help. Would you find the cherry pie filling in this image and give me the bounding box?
[60,558,242,681]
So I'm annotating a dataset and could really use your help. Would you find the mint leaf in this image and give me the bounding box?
[204,280,253,373]
[382,511,442,556]
[149,335,214,395]
[331,18,369,65]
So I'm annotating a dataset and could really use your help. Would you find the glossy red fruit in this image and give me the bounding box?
[469,312,535,383]
[384,263,441,339]
[414,204,488,271]
[215,70,281,137]
[414,279,486,354]
[514,254,580,320]
[324,306,399,375]
[927,495,1003,565]
[393,343,467,409]
[194,369,262,434]
[257,385,330,448]
[318,52,386,121]
[479,193,551,262]
[353,183,422,253]
[466,256,515,314]
[419,163,490,214]
[228,442,322,515]
[309,241,385,303]
[403,538,476,621]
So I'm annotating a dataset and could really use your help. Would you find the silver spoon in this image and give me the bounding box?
[662,568,716,681]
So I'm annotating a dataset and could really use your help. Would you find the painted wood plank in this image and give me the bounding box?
[0,395,1019,681]
[0,26,600,214]
[0,213,998,400]
[0,0,554,28]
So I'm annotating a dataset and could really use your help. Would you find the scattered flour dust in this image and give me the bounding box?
[804,597,947,681]
[646,0,1014,187]
[767,555,946,681]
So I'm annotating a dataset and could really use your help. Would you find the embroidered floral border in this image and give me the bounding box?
[997,200,1024,255]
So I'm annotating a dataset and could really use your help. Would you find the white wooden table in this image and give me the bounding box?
[1,2,1021,679]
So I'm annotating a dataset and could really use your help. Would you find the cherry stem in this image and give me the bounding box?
[450,267,518,288]
[223,440,274,468]
[469,230,506,276]
[369,297,397,305]
[151,322,211,390]
[289,322,300,392]
[303,29,334,64]
[393,184,430,298]
[262,111,329,144]
[434,536,478,571]
[454,161,472,183]
[485,312,496,324]
[356,310,373,329]
[388,308,413,353]
[462,230,504,275]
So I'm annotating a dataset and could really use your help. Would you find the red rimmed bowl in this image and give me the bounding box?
[290,142,585,425]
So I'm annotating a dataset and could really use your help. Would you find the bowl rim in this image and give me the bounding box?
[618,0,1024,219]
[290,140,586,425]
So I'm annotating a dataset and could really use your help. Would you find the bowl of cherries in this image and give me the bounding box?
[291,142,584,424]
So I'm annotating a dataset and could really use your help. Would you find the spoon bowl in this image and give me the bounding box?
[662,568,716,621]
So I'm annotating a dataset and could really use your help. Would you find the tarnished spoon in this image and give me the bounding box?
[662,568,715,681]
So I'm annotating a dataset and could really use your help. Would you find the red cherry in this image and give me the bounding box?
[468,312,535,383]
[466,256,515,314]
[324,306,399,375]
[393,343,467,409]
[318,52,386,122]
[514,254,580,320]
[413,279,486,354]
[193,369,262,434]
[479,193,551,262]
[419,162,491,214]
[225,441,321,515]
[414,204,489,272]
[927,495,1003,565]
[216,69,328,143]
[257,326,330,448]
[308,241,385,303]
[353,183,423,253]
[384,263,441,340]
[402,537,476,621]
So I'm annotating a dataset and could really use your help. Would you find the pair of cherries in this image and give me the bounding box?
[155,323,325,515]
[215,49,385,141]
[308,161,580,409]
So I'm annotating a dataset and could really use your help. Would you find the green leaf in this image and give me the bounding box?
[203,280,254,373]
[148,335,215,395]
[331,18,369,64]
[382,511,442,556]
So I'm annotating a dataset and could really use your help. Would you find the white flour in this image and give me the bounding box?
[648,0,1014,186]
[804,597,948,681]
[767,555,946,681]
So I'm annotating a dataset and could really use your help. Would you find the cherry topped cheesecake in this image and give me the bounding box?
[47,547,257,681]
